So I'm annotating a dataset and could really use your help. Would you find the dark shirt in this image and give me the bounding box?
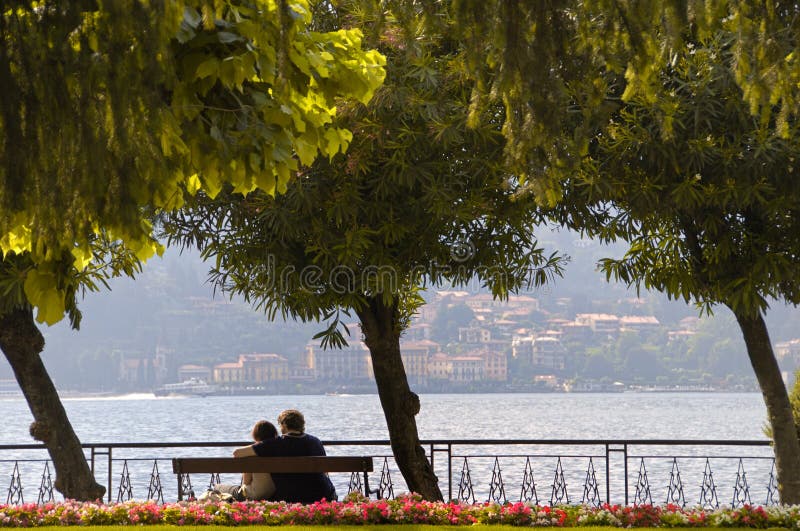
[252,433,336,503]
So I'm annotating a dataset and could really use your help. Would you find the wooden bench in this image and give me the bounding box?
[171,456,374,501]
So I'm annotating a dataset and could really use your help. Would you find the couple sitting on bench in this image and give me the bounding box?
[214,409,336,504]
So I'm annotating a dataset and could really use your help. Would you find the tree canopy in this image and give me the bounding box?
[554,31,800,321]
[362,1,800,206]
[0,0,385,325]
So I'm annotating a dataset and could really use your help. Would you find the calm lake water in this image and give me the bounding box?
[0,391,770,443]
[0,392,777,505]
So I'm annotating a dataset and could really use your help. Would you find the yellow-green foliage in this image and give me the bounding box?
[0,0,384,325]
[375,1,800,205]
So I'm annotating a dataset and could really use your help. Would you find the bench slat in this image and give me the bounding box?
[172,456,373,474]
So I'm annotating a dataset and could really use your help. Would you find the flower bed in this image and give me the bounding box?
[0,495,799,527]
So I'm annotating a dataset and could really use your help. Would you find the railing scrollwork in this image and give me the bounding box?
[0,438,777,506]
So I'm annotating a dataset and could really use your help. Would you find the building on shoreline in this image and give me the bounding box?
[212,353,289,386]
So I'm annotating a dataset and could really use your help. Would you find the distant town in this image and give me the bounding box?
[102,290,799,396]
[0,242,792,397]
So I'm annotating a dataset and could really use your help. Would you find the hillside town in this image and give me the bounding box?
[111,290,800,395]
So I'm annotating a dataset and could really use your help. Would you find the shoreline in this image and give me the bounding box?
[0,388,763,401]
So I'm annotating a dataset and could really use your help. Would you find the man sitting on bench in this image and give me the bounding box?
[233,409,337,503]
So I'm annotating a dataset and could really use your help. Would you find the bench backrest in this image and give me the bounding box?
[172,455,374,474]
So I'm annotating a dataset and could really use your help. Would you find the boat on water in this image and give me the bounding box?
[153,378,219,397]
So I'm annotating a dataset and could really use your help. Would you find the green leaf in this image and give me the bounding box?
[23,269,66,326]
[195,58,219,79]
[295,137,318,166]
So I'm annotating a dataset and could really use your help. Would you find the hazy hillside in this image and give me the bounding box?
[1,227,797,389]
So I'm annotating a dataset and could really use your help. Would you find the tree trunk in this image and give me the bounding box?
[356,297,444,501]
[0,307,106,501]
[733,308,800,504]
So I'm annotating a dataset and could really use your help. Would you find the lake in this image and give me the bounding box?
[0,391,770,443]
[0,392,777,506]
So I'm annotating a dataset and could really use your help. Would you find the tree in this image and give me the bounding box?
[163,13,562,500]
[550,30,800,503]
[0,0,383,500]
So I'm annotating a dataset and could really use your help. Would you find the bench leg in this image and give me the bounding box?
[177,473,194,501]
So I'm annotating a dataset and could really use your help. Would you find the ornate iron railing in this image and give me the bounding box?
[0,439,775,506]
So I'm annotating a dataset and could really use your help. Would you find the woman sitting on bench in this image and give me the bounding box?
[214,420,278,500]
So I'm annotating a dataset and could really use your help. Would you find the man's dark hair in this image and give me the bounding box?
[277,409,305,434]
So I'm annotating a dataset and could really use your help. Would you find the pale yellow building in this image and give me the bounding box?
[312,342,372,381]
[620,315,661,333]
[213,353,289,385]
[513,335,566,371]
[213,362,244,384]
[481,349,508,381]
[427,352,451,380]
[575,313,621,336]
[400,339,439,386]
[450,356,483,382]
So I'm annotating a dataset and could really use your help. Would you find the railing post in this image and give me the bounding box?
[107,447,113,504]
[427,442,453,501]
[623,444,629,506]
[89,444,114,503]
[447,443,452,502]
[605,443,611,505]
